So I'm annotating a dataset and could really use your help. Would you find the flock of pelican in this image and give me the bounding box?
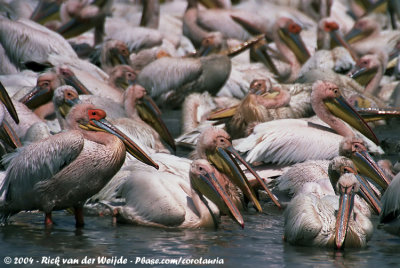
[0,0,399,250]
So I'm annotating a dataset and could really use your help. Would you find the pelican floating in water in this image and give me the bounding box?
[0,103,158,227]
[277,154,383,215]
[284,171,374,249]
[86,155,244,229]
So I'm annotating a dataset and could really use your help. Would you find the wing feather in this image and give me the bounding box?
[234,119,341,165]
[0,131,84,203]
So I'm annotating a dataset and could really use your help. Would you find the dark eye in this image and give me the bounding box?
[199,167,203,171]
[333,89,338,94]
[40,81,49,87]
[92,111,96,116]
[354,144,359,148]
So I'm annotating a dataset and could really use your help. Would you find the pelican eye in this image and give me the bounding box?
[40,81,50,88]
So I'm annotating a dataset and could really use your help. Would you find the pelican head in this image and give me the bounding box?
[318,18,358,61]
[345,17,378,44]
[20,71,62,109]
[71,103,158,170]
[329,155,381,215]
[275,17,311,64]
[20,67,90,109]
[190,159,244,228]
[350,53,386,86]
[109,65,137,90]
[53,85,81,119]
[195,32,226,57]
[196,127,281,210]
[249,79,272,95]
[57,66,92,95]
[333,173,360,250]
[311,80,379,145]
[207,78,273,121]
[102,40,131,67]
[339,137,391,190]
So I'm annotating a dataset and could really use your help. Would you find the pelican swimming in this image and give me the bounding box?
[89,157,244,229]
[284,171,374,249]
[234,80,380,166]
[277,153,383,215]
[0,103,158,227]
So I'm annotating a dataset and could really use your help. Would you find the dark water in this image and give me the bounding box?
[1,110,400,267]
[1,207,400,267]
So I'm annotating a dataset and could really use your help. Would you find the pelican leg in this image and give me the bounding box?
[74,206,84,228]
[112,208,119,226]
[44,212,53,226]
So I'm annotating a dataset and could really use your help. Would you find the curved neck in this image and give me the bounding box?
[258,87,291,108]
[122,89,141,120]
[82,130,117,146]
[365,66,384,96]
[311,95,355,138]
[183,6,209,48]
[191,188,218,228]
[273,33,301,82]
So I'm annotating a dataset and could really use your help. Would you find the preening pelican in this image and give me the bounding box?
[0,103,158,227]
[284,171,374,249]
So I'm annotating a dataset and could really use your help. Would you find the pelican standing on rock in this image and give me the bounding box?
[0,103,158,227]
